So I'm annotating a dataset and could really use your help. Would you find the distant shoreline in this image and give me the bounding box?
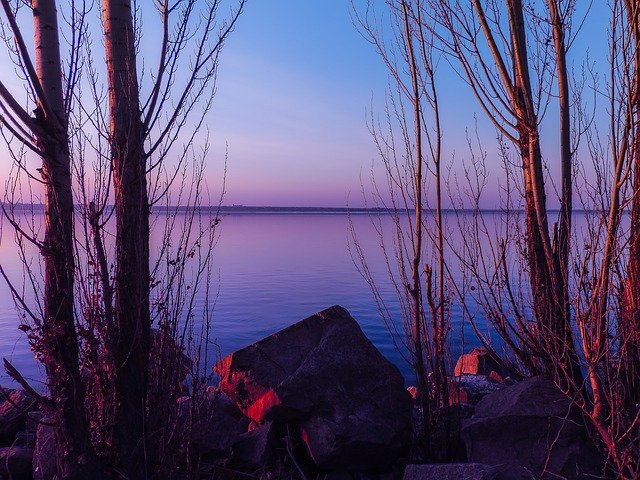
[2,203,623,215]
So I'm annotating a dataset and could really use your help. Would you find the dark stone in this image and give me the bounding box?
[228,421,278,471]
[215,305,412,471]
[462,377,604,480]
[449,375,506,405]
[0,389,36,446]
[13,431,36,448]
[175,388,250,459]
[403,463,496,480]
[0,446,33,479]
[32,416,56,480]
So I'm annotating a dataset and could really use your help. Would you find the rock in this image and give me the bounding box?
[0,446,33,479]
[228,421,278,471]
[25,412,43,436]
[406,386,417,400]
[454,348,518,383]
[0,389,36,446]
[449,375,506,405]
[462,377,603,480]
[13,431,36,448]
[215,305,412,471]
[175,388,250,459]
[33,416,56,480]
[403,463,496,480]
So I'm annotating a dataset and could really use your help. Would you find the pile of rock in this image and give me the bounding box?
[14,307,607,480]
[402,348,603,480]
[448,347,520,406]
[0,388,37,479]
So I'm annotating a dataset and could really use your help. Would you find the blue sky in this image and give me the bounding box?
[208,1,610,208]
[207,1,390,207]
[0,1,612,208]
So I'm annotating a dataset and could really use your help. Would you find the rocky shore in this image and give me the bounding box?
[0,306,604,479]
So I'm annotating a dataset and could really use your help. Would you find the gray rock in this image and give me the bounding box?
[403,464,497,480]
[0,446,33,479]
[462,377,603,480]
[215,305,412,471]
[175,389,250,458]
[25,412,44,436]
[32,416,56,480]
[0,389,36,446]
[449,375,506,405]
[228,421,278,471]
[13,431,36,448]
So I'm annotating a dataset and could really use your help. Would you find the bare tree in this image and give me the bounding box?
[434,0,584,396]
[352,0,450,461]
[0,1,103,477]
[0,0,244,477]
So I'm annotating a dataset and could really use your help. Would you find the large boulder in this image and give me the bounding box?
[403,463,497,480]
[462,377,603,479]
[0,389,36,446]
[228,421,278,471]
[215,305,412,471]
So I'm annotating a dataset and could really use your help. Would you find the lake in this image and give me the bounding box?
[0,209,555,388]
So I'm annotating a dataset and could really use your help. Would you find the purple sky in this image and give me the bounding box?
[207,1,610,208]
[0,1,611,209]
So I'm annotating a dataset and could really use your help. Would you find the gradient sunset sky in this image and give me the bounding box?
[0,1,612,209]
[208,1,610,208]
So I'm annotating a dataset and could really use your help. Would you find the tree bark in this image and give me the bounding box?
[31,1,101,477]
[506,0,583,392]
[621,0,640,416]
[102,0,150,476]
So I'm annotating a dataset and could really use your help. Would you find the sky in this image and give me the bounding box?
[207,1,390,207]
[0,1,613,209]
[206,0,610,208]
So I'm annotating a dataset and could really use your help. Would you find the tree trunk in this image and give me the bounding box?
[401,0,429,458]
[102,0,150,476]
[620,0,640,417]
[32,1,101,477]
[506,0,583,393]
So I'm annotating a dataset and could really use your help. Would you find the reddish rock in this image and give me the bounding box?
[215,305,411,471]
[454,348,517,382]
[406,386,417,400]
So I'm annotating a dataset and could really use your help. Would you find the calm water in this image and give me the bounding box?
[0,210,575,387]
